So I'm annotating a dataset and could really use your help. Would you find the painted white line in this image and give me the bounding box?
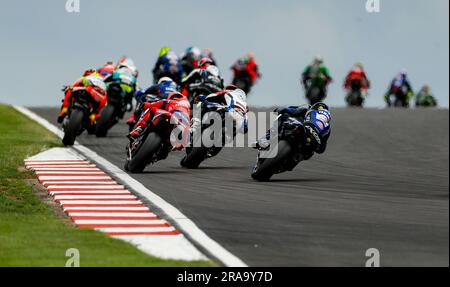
[95,227,175,233]
[64,206,149,211]
[55,195,137,200]
[38,176,111,180]
[58,200,143,205]
[68,212,156,217]
[25,163,96,169]
[26,161,90,165]
[36,171,106,175]
[42,181,117,185]
[15,106,246,267]
[50,190,131,195]
[32,168,101,171]
[48,185,125,190]
[74,219,163,225]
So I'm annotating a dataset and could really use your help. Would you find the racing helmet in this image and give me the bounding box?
[310,102,330,111]
[314,55,324,65]
[117,57,138,75]
[159,46,171,57]
[185,46,201,58]
[198,57,213,68]
[83,69,96,77]
[200,48,213,58]
[304,108,331,139]
[158,77,174,85]
[98,61,115,77]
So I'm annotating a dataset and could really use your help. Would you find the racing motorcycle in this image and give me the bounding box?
[232,70,252,94]
[181,90,247,169]
[180,103,227,169]
[251,116,312,181]
[62,86,103,146]
[153,62,183,85]
[186,81,222,106]
[95,71,135,137]
[387,85,411,108]
[304,76,328,105]
[125,103,190,173]
[346,79,365,107]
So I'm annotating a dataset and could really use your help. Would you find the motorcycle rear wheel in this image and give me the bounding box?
[62,109,84,146]
[180,147,208,169]
[96,105,115,138]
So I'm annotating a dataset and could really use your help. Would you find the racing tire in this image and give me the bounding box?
[251,140,293,181]
[180,147,208,169]
[62,109,84,146]
[128,132,161,174]
[95,105,115,137]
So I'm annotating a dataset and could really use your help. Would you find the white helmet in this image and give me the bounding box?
[158,77,174,85]
[314,55,324,65]
[117,57,138,76]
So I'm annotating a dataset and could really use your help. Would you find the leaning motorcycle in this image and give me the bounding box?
[251,116,312,181]
[95,72,135,137]
[180,102,230,169]
[62,86,102,146]
[346,79,365,107]
[125,107,189,173]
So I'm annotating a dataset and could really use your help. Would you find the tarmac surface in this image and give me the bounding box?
[31,107,449,266]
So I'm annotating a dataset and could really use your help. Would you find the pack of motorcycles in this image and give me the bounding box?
[58,59,368,181]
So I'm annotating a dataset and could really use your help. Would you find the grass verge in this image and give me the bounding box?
[0,104,212,266]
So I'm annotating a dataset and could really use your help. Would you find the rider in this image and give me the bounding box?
[128,92,191,150]
[98,61,115,78]
[57,69,107,124]
[102,57,138,115]
[127,77,180,129]
[116,56,139,77]
[231,52,261,87]
[192,85,249,140]
[152,46,183,84]
[181,57,224,98]
[301,56,333,102]
[200,48,217,66]
[255,103,332,162]
[415,85,437,107]
[343,62,370,98]
[181,46,201,76]
[384,69,414,107]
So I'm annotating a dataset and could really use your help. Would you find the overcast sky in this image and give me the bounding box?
[0,0,448,107]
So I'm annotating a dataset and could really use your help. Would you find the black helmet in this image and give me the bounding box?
[310,102,329,111]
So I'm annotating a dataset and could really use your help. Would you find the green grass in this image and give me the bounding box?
[0,104,212,266]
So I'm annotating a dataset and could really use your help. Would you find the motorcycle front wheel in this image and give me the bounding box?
[251,140,293,181]
[127,132,162,173]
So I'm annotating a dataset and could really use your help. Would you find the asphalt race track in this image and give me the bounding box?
[31,107,449,267]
